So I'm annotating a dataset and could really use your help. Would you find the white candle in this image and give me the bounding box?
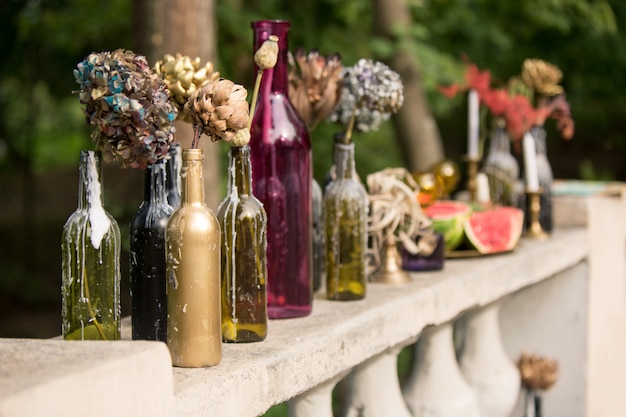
[476,172,491,204]
[523,132,539,192]
[468,89,479,159]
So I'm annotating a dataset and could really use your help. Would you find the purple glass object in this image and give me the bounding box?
[401,233,445,272]
[250,20,313,318]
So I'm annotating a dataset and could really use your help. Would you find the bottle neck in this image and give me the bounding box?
[489,126,511,154]
[78,150,103,210]
[334,143,356,180]
[227,145,253,196]
[252,20,290,93]
[144,159,169,205]
[181,149,205,205]
[166,143,182,200]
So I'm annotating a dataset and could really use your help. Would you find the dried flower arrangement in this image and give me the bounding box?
[440,58,574,143]
[517,352,559,391]
[329,59,404,143]
[288,48,344,131]
[74,49,179,169]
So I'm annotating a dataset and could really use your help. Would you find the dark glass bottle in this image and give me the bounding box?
[325,142,367,300]
[526,125,553,232]
[166,148,221,367]
[250,20,313,318]
[481,119,520,207]
[218,145,268,343]
[61,150,121,340]
[166,142,182,208]
[129,159,174,341]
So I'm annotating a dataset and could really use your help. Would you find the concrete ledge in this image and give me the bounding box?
[0,339,173,417]
[172,228,588,417]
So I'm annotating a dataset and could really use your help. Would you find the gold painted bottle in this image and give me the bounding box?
[61,150,121,340]
[166,148,221,367]
[325,142,368,300]
[218,145,268,343]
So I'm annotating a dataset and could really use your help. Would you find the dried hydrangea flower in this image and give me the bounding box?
[188,78,249,146]
[288,48,343,130]
[154,53,220,123]
[329,59,404,140]
[74,49,178,169]
[521,59,564,97]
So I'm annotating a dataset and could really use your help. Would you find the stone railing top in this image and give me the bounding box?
[0,228,589,417]
[173,228,588,417]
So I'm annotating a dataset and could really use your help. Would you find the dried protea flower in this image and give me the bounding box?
[254,35,279,69]
[522,59,564,96]
[154,53,220,123]
[329,59,404,141]
[288,48,343,130]
[517,352,559,391]
[74,49,178,169]
[188,78,249,145]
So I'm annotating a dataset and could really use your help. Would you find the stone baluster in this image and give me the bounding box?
[403,322,482,417]
[288,371,348,417]
[343,346,413,417]
[458,300,521,417]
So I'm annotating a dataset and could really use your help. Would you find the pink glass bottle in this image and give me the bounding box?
[250,20,313,318]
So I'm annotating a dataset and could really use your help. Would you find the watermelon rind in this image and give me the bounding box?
[464,206,524,254]
[424,201,472,252]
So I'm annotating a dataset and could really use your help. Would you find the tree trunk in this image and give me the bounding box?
[371,0,444,173]
[133,0,221,209]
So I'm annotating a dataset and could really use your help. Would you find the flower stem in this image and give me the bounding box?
[248,69,264,129]
[191,124,202,149]
[344,109,357,144]
[81,268,107,340]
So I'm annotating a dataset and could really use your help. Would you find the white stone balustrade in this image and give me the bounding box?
[2,186,625,417]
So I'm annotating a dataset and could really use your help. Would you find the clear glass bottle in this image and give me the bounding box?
[481,118,520,207]
[312,178,325,292]
[166,148,221,367]
[166,142,182,208]
[129,159,174,341]
[218,145,268,343]
[61,150,121,340]
[325,142,367,300]
[250,20,313,318]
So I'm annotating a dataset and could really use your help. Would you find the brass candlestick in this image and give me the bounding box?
[371,236,411,285]
[525,188,549,241]
[465,156,480,202]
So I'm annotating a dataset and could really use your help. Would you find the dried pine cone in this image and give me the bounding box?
[189,78,249,142]
[517,352,559,391]
[288,48,343,130]
[521,59,564,96]
[154,53,220,123]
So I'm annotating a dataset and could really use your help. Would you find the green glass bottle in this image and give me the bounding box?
[325,142,368,300]
[61,150,121,340]
[218,145,268,342]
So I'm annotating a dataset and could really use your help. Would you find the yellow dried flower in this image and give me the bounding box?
[189,78,249,143]
[154,53,220,123]
[521,59,564,96]
[517,352,559,391]
[254,35,279,70]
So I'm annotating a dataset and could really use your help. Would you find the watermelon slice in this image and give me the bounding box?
[464,206,524,254]
[424,200,472,252]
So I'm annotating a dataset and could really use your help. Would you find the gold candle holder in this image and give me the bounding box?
[525,188,549,241]
[464,156,481,202]
[371,236,411,285]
